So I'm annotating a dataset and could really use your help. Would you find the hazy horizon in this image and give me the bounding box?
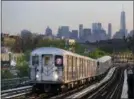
[2,1,133,36]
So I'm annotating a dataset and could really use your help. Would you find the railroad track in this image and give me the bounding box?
[26,78,104,99]
[49,83,89,99]
[49,67,117,99]
[26,68,110,99]
[2,67,116,99]
[7,67,116,99]
[79,67,124,99]
[1,86,32,99]
[63,67,117,99]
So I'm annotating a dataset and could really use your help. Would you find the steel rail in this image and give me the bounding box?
[1,86,32,99]
[66,67,117,99]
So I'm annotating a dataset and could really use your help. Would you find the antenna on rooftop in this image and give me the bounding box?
[122,4,124,11]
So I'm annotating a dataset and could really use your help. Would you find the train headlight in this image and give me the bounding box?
[36,74,39,78]
[54,74,58,80]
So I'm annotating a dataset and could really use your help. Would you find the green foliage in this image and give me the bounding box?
[126,35,134,53]
[4,38,15,47]
[88,48,109,59]
[1,69,14,79]
[31,38,108,59]
[32,38,87,57]
[16,54,29,77]
[74,43,86,55]
[4,38,16,52]
[99,46,113,54]
[24,50,31,61]
[36,39,66,49]
[15,37,111,60]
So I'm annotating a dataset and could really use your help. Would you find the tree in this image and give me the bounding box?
[21,29,33,52]
[74,43,87,56]
[88,48,108,59]
[4,38,16,51]
[125,34,134,54]
[16,54,29,77]
[12,36,23,53]
[24,50,31,62]
[1,69,14,79]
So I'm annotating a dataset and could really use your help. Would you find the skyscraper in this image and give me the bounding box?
[83,28,92,42]
[70,30,78,40]
[120,10,126,37]
[92,23,96,31]
[57,26,70,38]
[83,29,91,37]
[45,26,52,36]
[108,23,112,39]
[97,23,102,30]
[92,23,102,33]
[79,24,83,39]
[113,9,127,39]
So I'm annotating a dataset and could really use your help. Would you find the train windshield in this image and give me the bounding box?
[32,56,39,65]
[55,55,63,66]
[42,54,53,66]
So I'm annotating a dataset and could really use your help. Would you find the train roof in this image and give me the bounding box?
[31,47,95,61]
[97,56,111,63]
[31,47,67,55]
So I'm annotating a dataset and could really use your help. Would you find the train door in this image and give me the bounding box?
[31,55,39,81]
[41,54,54,81]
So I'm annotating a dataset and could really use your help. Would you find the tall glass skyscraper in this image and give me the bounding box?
[120,10,126,37]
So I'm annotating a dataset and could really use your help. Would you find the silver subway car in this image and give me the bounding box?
[30,47,64,83]
[29,47,112,92]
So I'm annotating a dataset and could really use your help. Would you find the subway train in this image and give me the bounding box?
[29,47,112,92]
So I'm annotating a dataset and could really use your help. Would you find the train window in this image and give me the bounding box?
[45,56,50,65]
[55,55,63,66]
[32,56,39,65]
[42,55,53,66]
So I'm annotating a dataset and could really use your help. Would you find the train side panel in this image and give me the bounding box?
[63,54,96,84]
[96,56,112,76]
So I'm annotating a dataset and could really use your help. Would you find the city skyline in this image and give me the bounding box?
[2,1,133,35]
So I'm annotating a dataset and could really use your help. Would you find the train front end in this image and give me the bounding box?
[29,48,64,92]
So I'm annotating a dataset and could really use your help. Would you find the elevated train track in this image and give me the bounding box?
[26,66,115,99]
[65,67,117,99]
[3,47,132,99]
[1,86,32,99]
[1,65,127,99]
[86,67,124,99]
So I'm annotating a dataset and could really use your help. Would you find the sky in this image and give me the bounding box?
[2,1,134,36]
